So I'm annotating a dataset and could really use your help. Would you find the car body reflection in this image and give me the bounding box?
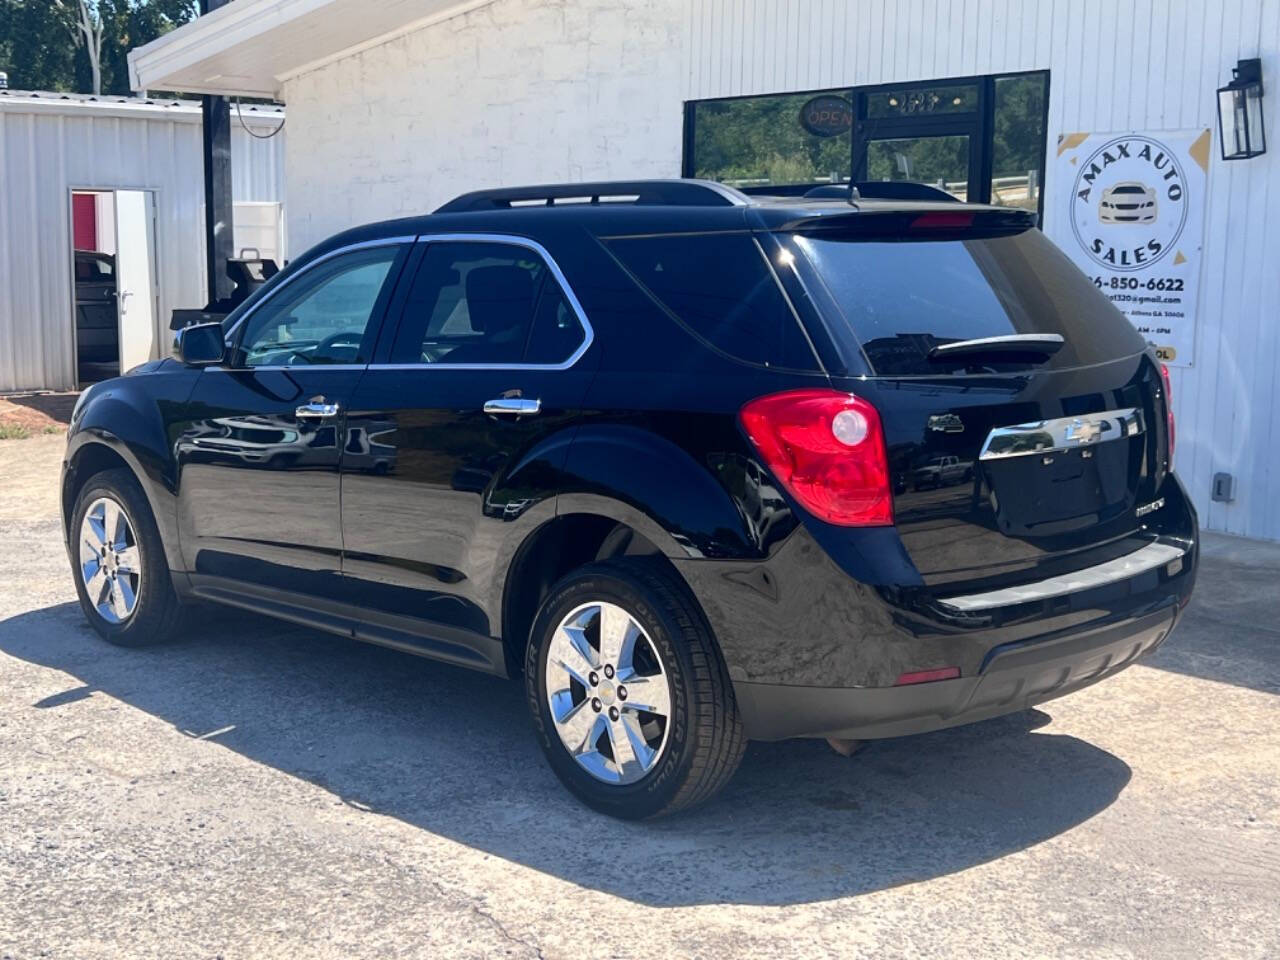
[179,415,336,469]
[911,454,974,490]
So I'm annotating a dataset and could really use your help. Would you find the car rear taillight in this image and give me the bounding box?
[738,389,893,526]
[1160,363,1176,464]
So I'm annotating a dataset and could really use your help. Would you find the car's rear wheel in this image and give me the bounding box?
[525,560,746,819]
[70,468,183,647]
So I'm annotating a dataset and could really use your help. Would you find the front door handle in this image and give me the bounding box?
[296,398,341,419]
[483,397,541,417]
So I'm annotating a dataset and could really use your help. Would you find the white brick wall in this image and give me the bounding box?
[281,0,687,254]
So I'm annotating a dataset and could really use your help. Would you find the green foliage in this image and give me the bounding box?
[865,135,969,191]
[992,74,1047,177]
[693,93,851,185]
[0,1,78,91]
[0,0,197,95]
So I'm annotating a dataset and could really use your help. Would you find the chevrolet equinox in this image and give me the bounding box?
[62,179,1197,819]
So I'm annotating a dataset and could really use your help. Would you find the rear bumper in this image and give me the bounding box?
[735,604,1177,741]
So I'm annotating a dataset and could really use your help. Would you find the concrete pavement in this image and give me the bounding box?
[1,432,1277,959]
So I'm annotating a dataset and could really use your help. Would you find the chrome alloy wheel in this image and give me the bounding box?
[78,496,141,624]
[544,600,673,785]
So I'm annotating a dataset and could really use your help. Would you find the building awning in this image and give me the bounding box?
[128,0,494,99]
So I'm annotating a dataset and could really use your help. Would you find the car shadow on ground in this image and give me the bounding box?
[1,602,1133,907]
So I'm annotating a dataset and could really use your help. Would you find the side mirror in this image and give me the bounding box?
[174,322,226,367]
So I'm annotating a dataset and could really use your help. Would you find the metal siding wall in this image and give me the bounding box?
[687,0,1280,540]
[0,101,285,394]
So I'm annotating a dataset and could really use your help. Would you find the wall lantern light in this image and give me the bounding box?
[1217,58,1266,160]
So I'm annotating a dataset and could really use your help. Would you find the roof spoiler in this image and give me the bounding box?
[779,206,1038,234]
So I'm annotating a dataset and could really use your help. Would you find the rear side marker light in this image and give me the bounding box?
[739,388,893,526]
[894,667,961,686]
[1160,362,1176,464]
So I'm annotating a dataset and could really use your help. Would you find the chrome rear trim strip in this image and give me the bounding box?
[979,407,1144,461]
[938,540,1187,613]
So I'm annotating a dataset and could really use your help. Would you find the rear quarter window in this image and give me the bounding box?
[604,233,819,371]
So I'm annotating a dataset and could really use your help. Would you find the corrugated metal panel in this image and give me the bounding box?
[0,95,285,394]
[686,0,1280,540]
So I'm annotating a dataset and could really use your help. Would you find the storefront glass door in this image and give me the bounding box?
[863,134,972,201]
[854,81,984,202]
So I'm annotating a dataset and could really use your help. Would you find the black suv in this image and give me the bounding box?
[62,180,1197,819]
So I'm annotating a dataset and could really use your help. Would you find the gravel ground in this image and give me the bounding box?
[0,393,76,436]
[1,432,1278,959]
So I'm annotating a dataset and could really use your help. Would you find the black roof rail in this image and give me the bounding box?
[434,178,747,213]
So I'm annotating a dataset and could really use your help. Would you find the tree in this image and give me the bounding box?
[61,0,105,95]
[0,0,196,96]
[0,1,80,92]
[98,0,198,96]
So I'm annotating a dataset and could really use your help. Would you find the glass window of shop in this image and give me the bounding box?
[684,71,1049,218]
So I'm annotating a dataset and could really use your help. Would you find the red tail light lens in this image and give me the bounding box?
[739,389,893,526]
[1160,363,1176,464]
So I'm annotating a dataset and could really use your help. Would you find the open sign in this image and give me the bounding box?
[799,95,853,138]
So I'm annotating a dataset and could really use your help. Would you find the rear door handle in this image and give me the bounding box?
[296,399,341,419]
[483,397,541,417]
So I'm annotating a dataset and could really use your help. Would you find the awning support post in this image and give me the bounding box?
[200,0,234,308]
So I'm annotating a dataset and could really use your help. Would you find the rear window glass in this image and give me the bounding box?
[790,227,1145,375]
[606,233,818,371]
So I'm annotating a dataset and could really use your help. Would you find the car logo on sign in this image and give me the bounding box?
[1069,135,1189,272]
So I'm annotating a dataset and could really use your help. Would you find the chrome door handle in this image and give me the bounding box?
[483,397,541,417]
[296,400,341,418]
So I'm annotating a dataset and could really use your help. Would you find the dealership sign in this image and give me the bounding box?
[1056,129,1210,366]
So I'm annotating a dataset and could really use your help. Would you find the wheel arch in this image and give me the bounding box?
[498,509,687,679]
[63,429,185,576]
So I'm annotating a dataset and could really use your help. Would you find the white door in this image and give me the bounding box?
[113,190,158,373]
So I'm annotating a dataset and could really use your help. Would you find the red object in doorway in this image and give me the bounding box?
[72,194,98,251]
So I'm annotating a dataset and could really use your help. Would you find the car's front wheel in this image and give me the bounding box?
[70,468,183,647]
[525,561,745,819]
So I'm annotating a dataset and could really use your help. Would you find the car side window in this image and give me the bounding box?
[524,282,585,364]
[237,245,402,367]
[390,241,587,365]
[605,232,819,371]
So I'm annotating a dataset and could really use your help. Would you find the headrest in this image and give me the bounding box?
[465,265,535,335]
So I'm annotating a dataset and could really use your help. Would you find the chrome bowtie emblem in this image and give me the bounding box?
[1064,418,1104,444]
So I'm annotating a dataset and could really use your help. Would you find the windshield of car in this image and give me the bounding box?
[786,226,1146,376]
[1113,185,1146,194]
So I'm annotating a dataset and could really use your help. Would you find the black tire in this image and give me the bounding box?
[69,467,183,647]
[524,560,746,819]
